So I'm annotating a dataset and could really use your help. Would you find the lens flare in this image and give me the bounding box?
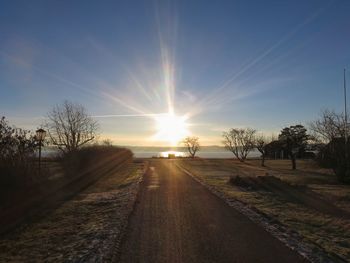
[153,113,189,145]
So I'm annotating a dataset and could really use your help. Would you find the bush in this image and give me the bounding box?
[316,138,350,183]
[0,117,38,189]
[228,175,254,189]
[60,145,133,177]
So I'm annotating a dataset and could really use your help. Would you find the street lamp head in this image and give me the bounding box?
[36,128,46,141]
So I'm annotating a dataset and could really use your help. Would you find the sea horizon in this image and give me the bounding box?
[42,145,262,159]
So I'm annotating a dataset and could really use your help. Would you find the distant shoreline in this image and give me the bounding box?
[41,146,261,159]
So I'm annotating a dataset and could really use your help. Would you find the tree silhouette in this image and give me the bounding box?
[255,135,270,167]
[309,109,347,143]
[278,125,309,170]
[182,136,200,158]
[0,117,37,185]
[222,128,256,162]
[45,101,98,153]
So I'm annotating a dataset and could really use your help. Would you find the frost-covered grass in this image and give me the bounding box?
[0,162,144,262]
[178,159,350,261]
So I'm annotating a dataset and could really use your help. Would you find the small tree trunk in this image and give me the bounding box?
[261,154,265,167]
[291,154,296,170]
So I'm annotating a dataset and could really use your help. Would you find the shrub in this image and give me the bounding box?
[0,117,38,188]
[228,175,253,189]
[316,137,350,183]
[60,145,133,177]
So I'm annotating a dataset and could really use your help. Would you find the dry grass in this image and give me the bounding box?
[178,158,350,261]
[0,162,144,262]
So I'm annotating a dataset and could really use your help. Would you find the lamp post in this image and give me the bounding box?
[36,128,46,173]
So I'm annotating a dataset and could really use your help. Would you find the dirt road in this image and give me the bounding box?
[119,160,305,263]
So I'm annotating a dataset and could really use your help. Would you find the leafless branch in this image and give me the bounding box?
[222,128,256,162]
[45,101,99,153]
[182,136,200,158]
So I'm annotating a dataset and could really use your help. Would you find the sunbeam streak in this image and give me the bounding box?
[92,113,168,118]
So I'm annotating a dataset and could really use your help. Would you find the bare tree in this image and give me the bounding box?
[255,134,270,167]
[222,128,256,162]
[45,101,98,153]
[182,136,200,158]
[309,109,347,143]
[310,109,350,181]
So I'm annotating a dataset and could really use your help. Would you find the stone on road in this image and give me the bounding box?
[119,160,305,263]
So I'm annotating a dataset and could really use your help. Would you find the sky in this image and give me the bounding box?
[1,0,350,146]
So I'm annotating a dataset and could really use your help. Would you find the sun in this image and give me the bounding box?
[153,113,189,145]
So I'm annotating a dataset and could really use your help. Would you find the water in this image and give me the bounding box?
[41,147,262,159]
[132,149,261,159]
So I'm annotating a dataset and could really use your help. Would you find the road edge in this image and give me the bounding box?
[111,160,150,262]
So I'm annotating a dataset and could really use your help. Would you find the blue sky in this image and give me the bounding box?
[1,0,350,145]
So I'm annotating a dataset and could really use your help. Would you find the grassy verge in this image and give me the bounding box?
[178,159,350,261]
[0,161,144,262]
[0,146,133,233]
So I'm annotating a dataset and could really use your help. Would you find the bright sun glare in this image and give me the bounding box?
[153,113,189,145]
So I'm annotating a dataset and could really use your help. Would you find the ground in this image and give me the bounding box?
[119,159,305,263]
[178,158,350,261]
[1,158,348,262]
[0,161,144,262]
